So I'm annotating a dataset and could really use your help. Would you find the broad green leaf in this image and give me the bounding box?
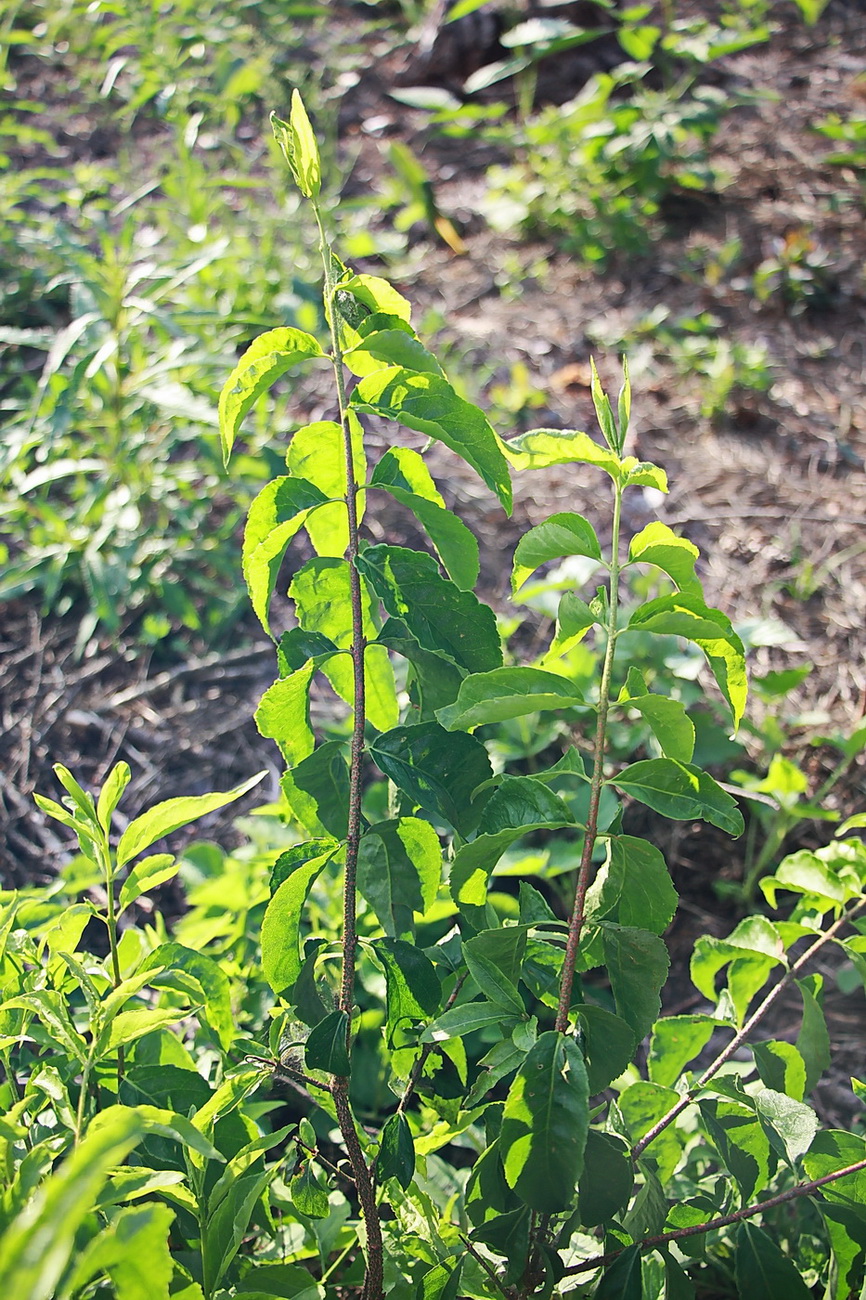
[261,850,336,994]
[612,758,744,836]
[500,1032,589,1213]
[344,327,444,379]
[376,617,464,716]
[735,1223,812,1300]
[357,544,501,673]
[586,836,678,936]
[286,420,362,557]
[371,482,479,591]
[116,772,265,868]
[375,937,441,1047]
[624,1167,668,1241]
[336,271,412,323]
[545,589,601,657]
[796,973,831,1094]
[504,427,622,477]
[0,1106,146,1300]
[578,1130,633,1226]
[64,1201,174,1300]
[627,522,701,594]
[117,853,176,913]
[378,1112,415,1189]
[690,916,785,1023]
[450,777,575,913]
[628,593,747,728]
[202,1164,275,1294]
[470,1206,531,1285]
[752,1040,807,1101]
[804,1131,866,1208]
[305,1009,350,1075]
[464,925,529,991]
[421,1000,513,1042]
[369,445,444,505]
[618,683,695,764]
[602,922,670,1041]
[243,476,330,634]
[281,742,350,838]
[351,367,512,512]
[819,1205,866,1300]
[511,513,603,592]
[463,933,525,1017]
[141,943,234,1050]
[754,1087,819,1165]
[436,666,585,731]
[663,1254,696,1300]
[595,1244,643,1300]
[290,1160,330,1218]
[256,660,324,766]
[271,91,321,197]
[96,761,130,831]
[648,1016,717,1088]
[369,721,492,835]
[52,763,98,821]
[465,1039,529,1108]
[578,1006,637,1093]
[219,328,325,463]
[760,848,854,911]
[357,818,441,938]
[700,1099,771,1200]
[620,1080,685,1185]
[106,1008,189,1052]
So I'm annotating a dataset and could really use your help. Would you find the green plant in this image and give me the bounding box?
[9,95,866,1300]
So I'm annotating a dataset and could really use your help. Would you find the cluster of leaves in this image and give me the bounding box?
[6,94,866,1300]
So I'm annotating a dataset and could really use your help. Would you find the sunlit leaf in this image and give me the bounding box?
[116,772,266,868]
[219,328,325,463]
[511,513,603,592]
[436,666,585,731]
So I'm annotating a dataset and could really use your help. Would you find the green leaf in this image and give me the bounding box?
[470,1206,531,1285]
[116,772,265,868]
[376,618,464,717]
[243,476,330,634]
[436,666,585,731]
[795,974,831,1094]
[421,1000,512,1043]
[141,943,235,1051]
[369,722,491,835]
[500,1031,589,1213]
[690,916,785,1024]
[511,513,603,592]
[65,1201,175,1300]
[118,853,177,913]
[375,938,441,1047]
[290,1160,330,1218]
[450,777,575,914]
[586,836,678,936]
[818,1205,866,1300]
[628,593,747,728]
[305,1010,351,1075]
[735,1223,812,1300]
[752,1041,807,1101]
[463,932,525,1017]
[371,484,479,591]
[504,427,622,477]
[286,420,363,557]
[357,544,501,674]
[578,1006,637,1093]
[378,1112,416,1189]
[612,758,744,836]
[202,1164,276,1294]
[261,850,335,994]
[271,92,321,197]
[804,1131,866,1208]
[281,743,350,839]
[754,1087,819,1166]
[357,818,440,938]
[219,327,325,463]
[255,661,321,766]
[465,926,529,991]
[648,1016,717,1088]
[351,367,512,512]
[96,761,131,831]
[106,1008,189,1052]
[578,1130,634,1227]
[627,521,701,594]
[336,271,412,324]
[594,1244,643,1300]
[618,681,695,764]
[700,1098,771,1201]
[545,589,601,657]
[345,327,444,379]
[601,922,670,1041]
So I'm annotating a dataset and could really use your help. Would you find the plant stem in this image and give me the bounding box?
[563,1155,866,1277]
[555,482,623,1032]
[100,837,125,1087]
[396,972,468,1118]
[315,206,382,1300]
[631,897,865,1161]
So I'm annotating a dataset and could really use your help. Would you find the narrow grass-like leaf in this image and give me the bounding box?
[219,328,325,464]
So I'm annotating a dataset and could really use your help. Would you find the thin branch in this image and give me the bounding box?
[564,1156,866,1276]
[631,898,865,1161]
